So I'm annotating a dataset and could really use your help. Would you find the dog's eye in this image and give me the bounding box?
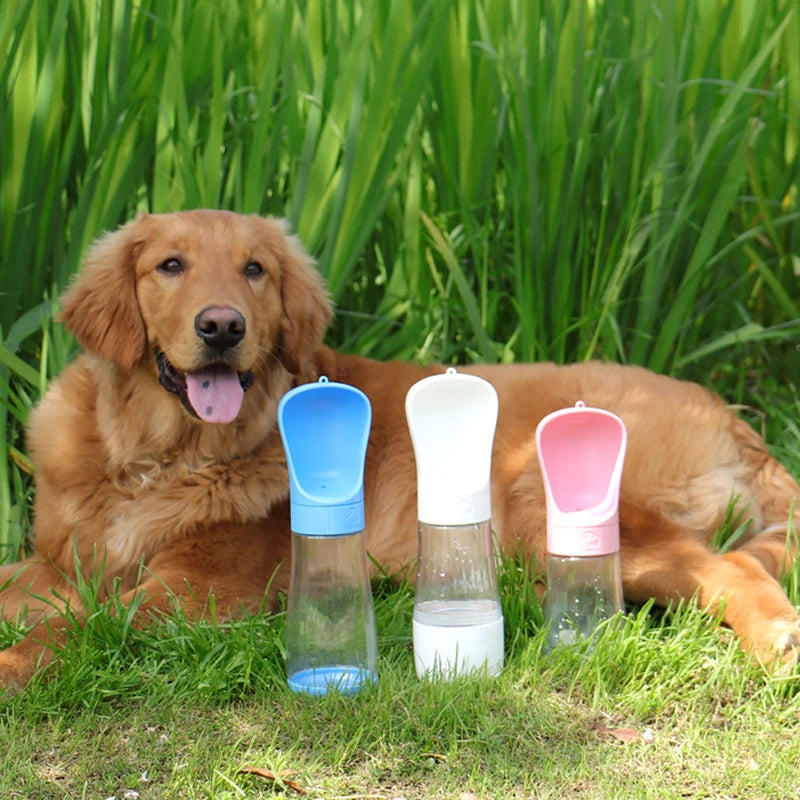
[157,258,184,274]
[244,261,263,278]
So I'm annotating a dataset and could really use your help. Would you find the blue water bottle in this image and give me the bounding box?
[278,377,378,695]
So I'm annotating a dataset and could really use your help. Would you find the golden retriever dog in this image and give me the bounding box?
[0,209,798,689]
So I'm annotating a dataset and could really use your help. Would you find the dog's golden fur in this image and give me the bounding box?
[1,209,798,688]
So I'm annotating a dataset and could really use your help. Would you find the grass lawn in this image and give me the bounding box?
[2,575,800,799]
[3,462,800,800]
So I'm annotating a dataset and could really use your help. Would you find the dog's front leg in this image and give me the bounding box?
[0,558,82,692]
[119,519,292,626]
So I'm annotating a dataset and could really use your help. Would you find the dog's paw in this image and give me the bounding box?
[777,624,800,650]
[0,652,35,695]
[0,634,56,694]
[752,617,800,675]
[775,622,800,663]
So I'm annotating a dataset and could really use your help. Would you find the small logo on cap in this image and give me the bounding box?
[581,530,600,550]
[457,499,474,520]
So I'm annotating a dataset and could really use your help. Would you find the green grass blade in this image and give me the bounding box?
[420,212,495,362]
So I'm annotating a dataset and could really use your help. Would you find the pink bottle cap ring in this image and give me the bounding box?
[536,401,627,557]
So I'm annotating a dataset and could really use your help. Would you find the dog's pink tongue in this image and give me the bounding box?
[186,366,244,424]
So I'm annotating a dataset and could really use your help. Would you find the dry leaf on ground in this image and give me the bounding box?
[238,765,307,795]
[592,723,655,744]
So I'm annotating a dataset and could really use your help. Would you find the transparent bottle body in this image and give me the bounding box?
[413,520,504,678]
[286,530,377,694]
[544,552,624,650]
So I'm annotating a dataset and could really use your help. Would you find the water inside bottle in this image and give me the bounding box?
[413,598,501,626]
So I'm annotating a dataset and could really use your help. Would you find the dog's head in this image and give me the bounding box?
[60,210,332,423]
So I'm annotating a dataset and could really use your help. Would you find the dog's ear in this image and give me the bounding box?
[276,224,332,375]
[59,216,148,372]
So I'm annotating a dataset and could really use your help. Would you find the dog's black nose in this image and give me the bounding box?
[194,306,246,352]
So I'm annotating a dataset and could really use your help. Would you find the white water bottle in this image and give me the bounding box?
[536,401,627,650]
[278,377,378,694]
[405,368,504,679]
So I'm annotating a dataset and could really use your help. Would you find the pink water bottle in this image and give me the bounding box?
[536,401,627,649]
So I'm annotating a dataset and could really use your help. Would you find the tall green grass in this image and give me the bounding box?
[1,0,799,560]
